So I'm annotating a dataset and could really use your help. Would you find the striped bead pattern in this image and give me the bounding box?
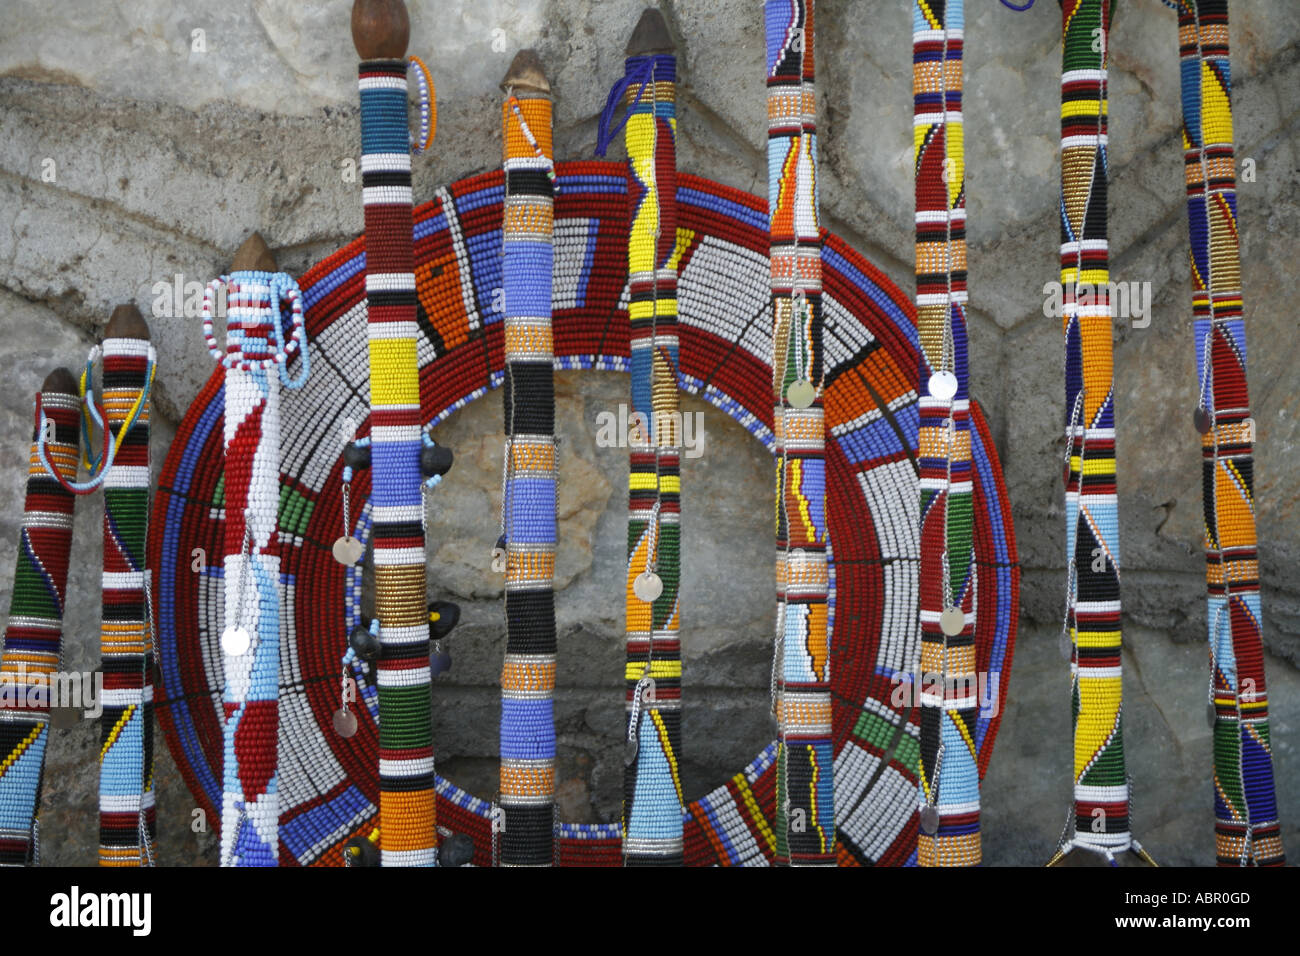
[765,0,835,867]
[0,386,80,866]
[97,335,156,866]
[359,59,438,867]
[499,87,558,866]
[621,52,685,866]
[219,273,293,866]
[1175,0,1283,867]
[913,0,980,867]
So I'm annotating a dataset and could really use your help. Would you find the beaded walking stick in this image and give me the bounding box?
[598,8,685,866]
[1046,0,1154,866]
[913,0,981,867]
[0,369,81,866]
[204,234,310,866]
[96,305,159,867]
[764,0,835,867]
[498,49,559,867]
[353,0,440,866]
[1174,0,1283,867]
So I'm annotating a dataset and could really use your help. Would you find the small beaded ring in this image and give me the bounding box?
[202,276,308,379]
[407,55,436,154]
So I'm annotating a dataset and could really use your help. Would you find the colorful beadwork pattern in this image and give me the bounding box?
[913,0,981,867]
[358,57,438,867]
[149,164,1018,867]
[97,332,157,866]
[615,47,686,867]
[1047,0,1153,867]
[765,0,835,867]
[208,270,308,866]
[0,381,80,866]
[1175,0,1283,867]
[499,81,558,866]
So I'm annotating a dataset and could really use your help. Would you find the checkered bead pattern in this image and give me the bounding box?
[765,0,835,867]
[1175,0,1283,867]
[97,333,156,866]
[359,58,438,867]
[218,272,298,866]
[0,384,80,866]
[499,87,558,866]
[913,0,980,867]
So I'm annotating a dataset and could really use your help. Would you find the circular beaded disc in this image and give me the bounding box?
[150,164,1019,867]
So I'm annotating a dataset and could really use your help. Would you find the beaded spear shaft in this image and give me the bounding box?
[764,0,835,867]
[97,306,157,866]
[353,0,439,866]
[605,8,685,866]
[913,0,981,867]
[1175,0,1283,867]
[206,234,310,866]
[498,50,559,867]
[0,370,80,867]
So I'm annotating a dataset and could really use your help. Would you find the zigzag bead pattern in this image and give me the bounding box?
[1175,0,1283,867]
[0,384,80,866]
[97,334,157,866]
[620,51,685,867]
[765,0,835,867]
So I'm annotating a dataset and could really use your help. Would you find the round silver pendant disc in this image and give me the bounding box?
[333,708,358,738]
[928,370,958,401]
[939,606,965,637]
[786,379,816,408]
[221,626,251,656]
[634,571,663,603]
[919,805,940,835]
[333,535,365,566]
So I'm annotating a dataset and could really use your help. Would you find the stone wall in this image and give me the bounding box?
[0,0,1296,865]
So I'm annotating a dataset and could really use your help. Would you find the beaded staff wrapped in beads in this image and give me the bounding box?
[0,370,81,866]
[204,236,310,866]
[1047,0,1154,867]
[353,0,439,866]
[1174,0,1283,867]
[498,50,559,867]
[764,0,835,867]
[597,8,685,865]
[97,306,158,867]
[912,0,981,867]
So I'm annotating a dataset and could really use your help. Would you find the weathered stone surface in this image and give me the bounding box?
[0,0,1296,864]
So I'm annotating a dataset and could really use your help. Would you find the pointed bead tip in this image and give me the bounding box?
[626,8,674,56]
[41,367,78,396]
[501,49,550,95]
[105,303,150,341]
[230,232,278,273]
[352,0,410,59]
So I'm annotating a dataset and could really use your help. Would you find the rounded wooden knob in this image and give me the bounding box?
[352,0,410,59]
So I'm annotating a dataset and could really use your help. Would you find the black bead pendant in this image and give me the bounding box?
[429,600,461,639]
[349,624,382,661]
[343,441,371,469]
[440,832,475,867]
[421,442,454,477]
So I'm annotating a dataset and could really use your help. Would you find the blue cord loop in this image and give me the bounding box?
[594,55,674,157]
